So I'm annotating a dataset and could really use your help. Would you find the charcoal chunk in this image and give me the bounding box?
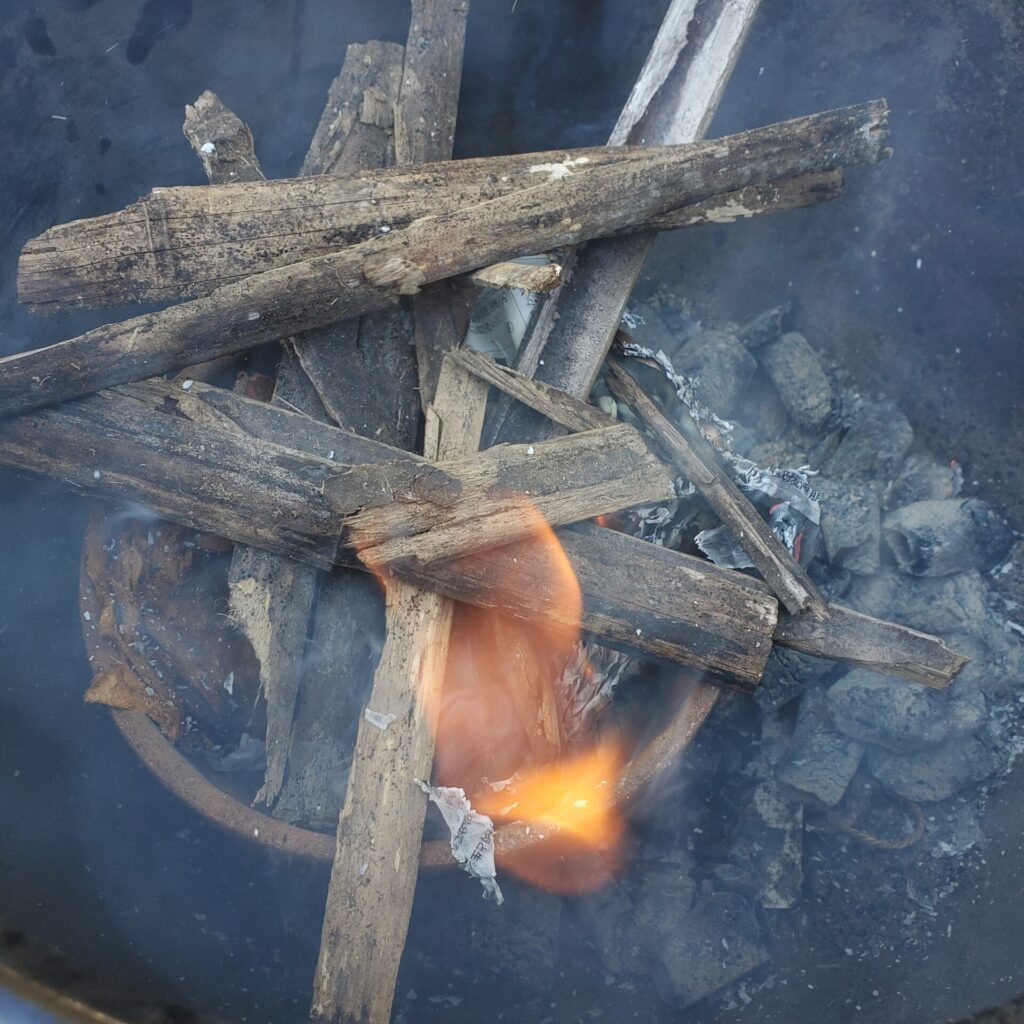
[759,331,835,432]
[867,733,1001,802]
[827,669,950,751]
[736,303,791,350]
[848,569,993,636]
[731,778,803,910]
[673,329,756,416]
[777,689,865,806]
[755,646,832,711]
[884,453,962,509]
[990,539,1024,608]
[883,498,1013,576]
[653,893,768,1007]
[816,478,880,575]
[825,397,913,481]
[945,629,1024,697]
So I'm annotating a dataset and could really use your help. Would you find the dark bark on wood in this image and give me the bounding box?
[19,163,845,316]
[284,37,420,452]
[293,308,421,449]
[182,91,266,184]
[2,103,890,420]
[604,355,827,616]
[301,40,405,178]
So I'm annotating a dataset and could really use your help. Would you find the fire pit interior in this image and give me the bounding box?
[0,2,1022,1023]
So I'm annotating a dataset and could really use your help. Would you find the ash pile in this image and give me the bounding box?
[547,294,1024,1015]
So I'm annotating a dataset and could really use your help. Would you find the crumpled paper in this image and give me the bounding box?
[416,780,504,904]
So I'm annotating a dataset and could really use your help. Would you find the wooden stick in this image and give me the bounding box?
[0,374,967,690]
[514,0,765,400]
[336,423,674,569]
[774,606,967,689]
[604,356,828,616]
[301,40,405,178]
[487,0,764,767]
[20,167,844,316]
[0,380,777,685]
[181,91,320,810]
[450,349,613,432]
[4,104,888,418]
[183,90,265,184]
[313,14,473,1023]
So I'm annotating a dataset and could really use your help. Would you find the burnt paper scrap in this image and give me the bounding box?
[416,780,504,904]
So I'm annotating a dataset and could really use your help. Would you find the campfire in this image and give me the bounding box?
[1,1,1021,1023]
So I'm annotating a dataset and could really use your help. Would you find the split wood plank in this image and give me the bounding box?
[0,378,966,689]
[0,379,776,686]
[227,41,411,815]
[488,0,764,774]
[335,423,673,569]
[604,355,828,616]
[182,91,323,811]
[313,363,487,1024]
[514,0,765,400]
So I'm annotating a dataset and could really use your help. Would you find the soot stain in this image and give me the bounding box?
[23,15,57,57]
[126,0,193,66]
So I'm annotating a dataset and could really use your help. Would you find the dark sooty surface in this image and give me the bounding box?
[0,1,1022,1022]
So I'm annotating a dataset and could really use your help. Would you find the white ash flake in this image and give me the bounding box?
[363,708,397,730]
[180,379,194,391]
[247,311,261,321]
[200,141,216,156]
[527,155,591,181]
[222,671,234,696]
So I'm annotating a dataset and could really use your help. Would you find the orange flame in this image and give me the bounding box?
[427,502,628,894]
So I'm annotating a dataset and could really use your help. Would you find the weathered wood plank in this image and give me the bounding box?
[301,40,405,178]
[0,380,777,684]
[22,161,847,315]
[312,362,484,1024]
[2,104,889,420]
[518,0,765,400]
[337,423,674,569]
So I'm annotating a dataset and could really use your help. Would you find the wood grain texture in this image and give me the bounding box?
[19,162,846,316]
[337,423,675,569]
[311,581,453,1024]
[313,326,482,1024]
[182,90,266,184]
[3,103,890,421]
[523,0,765,402]
[0,379,776,684]
[312,16,472,1022]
